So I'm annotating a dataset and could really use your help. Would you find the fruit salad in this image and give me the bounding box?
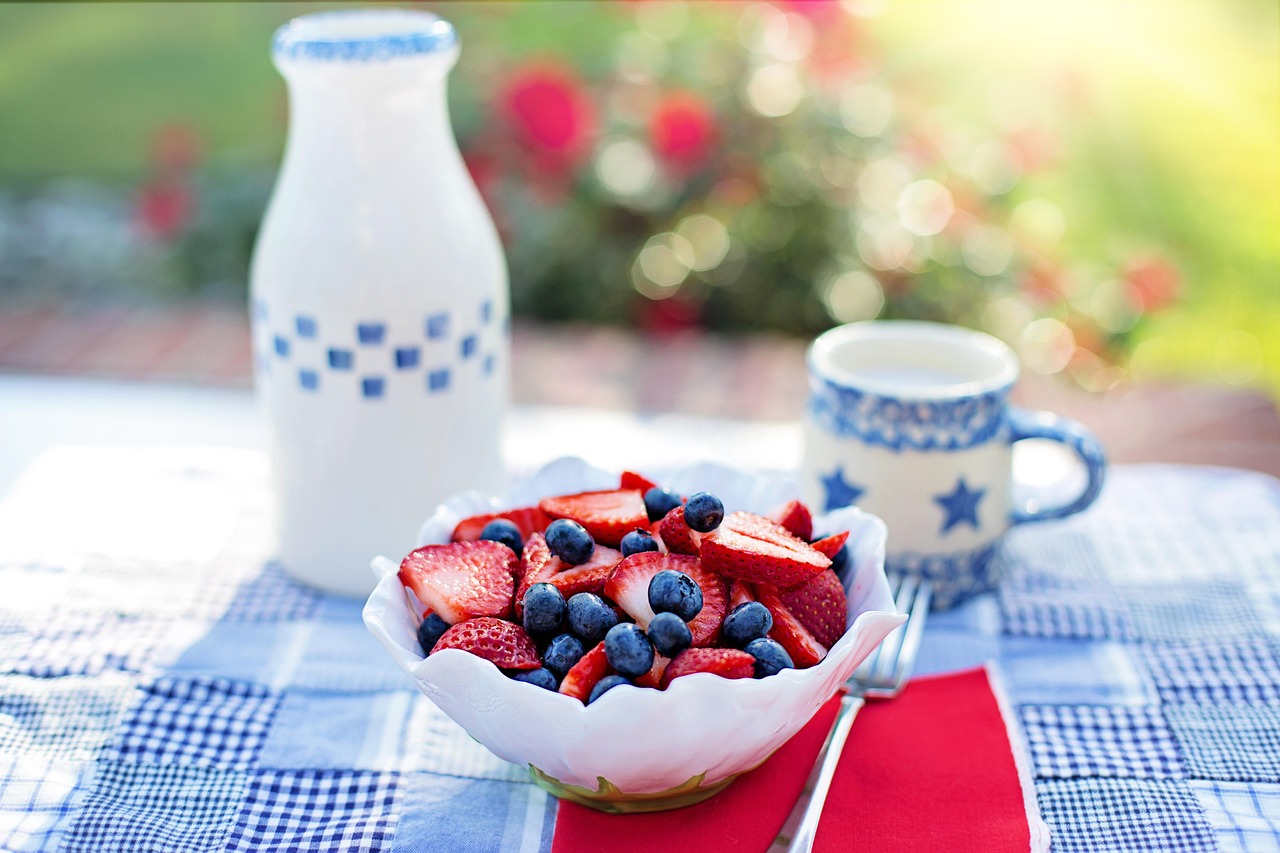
[398,470,854,705]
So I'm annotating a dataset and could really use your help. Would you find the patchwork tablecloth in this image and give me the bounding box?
[1,447,1278,852]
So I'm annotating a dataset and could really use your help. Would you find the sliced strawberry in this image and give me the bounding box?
[634,653,671,689]
[728,580,756,610]
[810,531,850,561]
[603,552,727,647]
[451,506,552,543]
[539,489,648,547]
[657,506,702,556]
[768,499,814,542]
[514,534,559,618]
[661,648,755,687]
[779,569,848,648]
[559,640,611,703]
[699,511,830,587]
[755,585,828,668]
[433,617,539,670]
[400,541,516,624]
[547,545,624,598]
[619,470,660,494]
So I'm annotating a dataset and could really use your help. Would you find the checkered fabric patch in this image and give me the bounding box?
[0,673,136,760]
[0,754,85,852]
[111,676,280,770]
[1089,521,1244,586]
[1117,581,1269,643]
[1036,777,1218,853]
[997,532,1134,640]
[7,612,173,678]
[1019,704,1187,780]
[1141,637,1280,705]
[1165,702,1280,783]
[999,593,1134,641]
[999,530,1110,587]
[215,561,321,622]
[225,769,399,853]
[1190,781,1280,853]
[60,761,247,853]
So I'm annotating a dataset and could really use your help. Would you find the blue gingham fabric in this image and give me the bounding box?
[1,447,1278,851]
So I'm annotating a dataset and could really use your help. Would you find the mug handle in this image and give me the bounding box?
[1008,406,1107,525]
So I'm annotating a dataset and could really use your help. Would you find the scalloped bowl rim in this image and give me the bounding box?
[363,457,905,796]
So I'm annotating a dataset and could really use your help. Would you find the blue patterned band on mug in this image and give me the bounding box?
[806,373,1012,453]
[273,10,457,63]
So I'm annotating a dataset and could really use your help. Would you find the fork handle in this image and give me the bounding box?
[784,693,865,853]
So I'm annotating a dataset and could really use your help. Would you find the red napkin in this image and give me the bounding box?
[551,666,1048,853]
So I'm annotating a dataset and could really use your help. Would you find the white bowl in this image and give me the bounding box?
[363,458,905,812]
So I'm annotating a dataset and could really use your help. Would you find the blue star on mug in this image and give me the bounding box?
[934,477,985,534]
[820,466,865,512]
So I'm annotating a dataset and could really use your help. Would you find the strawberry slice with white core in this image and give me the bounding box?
[810,530,850,561]
[767,499,814,542]
[540,489,648,548]
[451,506,551,543]
[634,653,671,689]
[559,640,611,703]
[547,545,624,598]
[661,648,755,687]
[399,541,516,624]
[755,584,828,668]
[699,511,830,587]
[515,534,558,618]
[619,470,660,494]
[603,552,727,647]
[656,506,703,556]
[779,568,848,648]
[728,579,756,610]
[433,617,540,670]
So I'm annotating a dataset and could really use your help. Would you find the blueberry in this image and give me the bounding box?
[542,633,586,678]
[722,601,773,648]
[604,623,655,679]
[684,492,724,533]
[648,570,703,622]
[829,544,850,581]
[545,518,594,565]
[620,528,660,557]
[646,611,692,657]
[644,487,682,522]
[512,667,559,691]
[479,518,523,558]
[566,593,618,645]
[588,674,632,704]
[522,583,566,637]
[417,612,450,655]
[745,637,794,678]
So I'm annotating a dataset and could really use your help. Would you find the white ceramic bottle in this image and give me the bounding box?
[250,9,508,597]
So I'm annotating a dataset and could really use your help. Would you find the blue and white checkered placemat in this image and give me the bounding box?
[1,447,1277,852]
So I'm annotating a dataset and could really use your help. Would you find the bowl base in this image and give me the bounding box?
[529,766,739,814]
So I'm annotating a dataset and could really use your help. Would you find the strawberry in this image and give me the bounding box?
[634,653,671,689]
[810,531,850,561]
[559,640,611,703]
[661,648,755,687]
[728,580,756,610]
[399,541,516,624]
[451,506,551,543]
[779,569,848,647]
[768,499,814,542]
[656,506,702,556]
[603,552,727,647]
[755,585,828,668]
[539,489,648,547]
[514,534,558,618]
[619,470,659,494]
[699,511,830,587]
[433,617,540,670]
[547,545,624,598]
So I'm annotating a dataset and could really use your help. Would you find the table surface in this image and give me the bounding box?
[2,377,1279,852]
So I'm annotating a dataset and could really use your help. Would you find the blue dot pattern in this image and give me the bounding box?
[259,304,499,400]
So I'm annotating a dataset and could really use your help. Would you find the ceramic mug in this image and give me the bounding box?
[800,321,1106,609]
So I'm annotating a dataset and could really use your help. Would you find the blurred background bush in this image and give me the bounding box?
[0,0,1276,395]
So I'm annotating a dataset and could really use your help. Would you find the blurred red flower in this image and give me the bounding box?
[649,92,717,174]
[1124,256,1181,312]
[135,180,193,242]
[500,63,595,172]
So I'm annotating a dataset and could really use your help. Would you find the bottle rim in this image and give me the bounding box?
[272,9,457,63]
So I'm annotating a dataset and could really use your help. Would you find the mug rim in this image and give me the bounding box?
[809,320,1019,400]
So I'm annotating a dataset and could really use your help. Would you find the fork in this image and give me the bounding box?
[773,575,933,853]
